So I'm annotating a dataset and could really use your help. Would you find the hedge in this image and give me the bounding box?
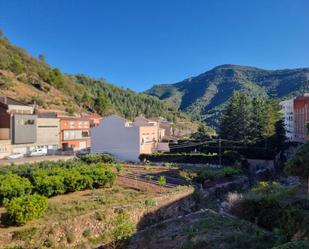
[139,153,239,165]
[4,194,48,225]
[78,153,115,164]
[31,164,116,197]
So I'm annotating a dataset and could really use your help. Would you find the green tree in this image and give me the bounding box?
[271,119,287,151]
[0,29,3,39]
[262,100,281,139]
[220,92,253,144]
[284,142,309,193]
[251,97,266,144]
[191,124,211,141]
[95,93,110,115]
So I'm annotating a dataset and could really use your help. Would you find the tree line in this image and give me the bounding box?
[219,91,286,151]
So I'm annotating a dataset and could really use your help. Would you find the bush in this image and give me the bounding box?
[272,241,309,249]
[223,167,242,177]
[252,181,283,195]
[32,174,66,197]
[78,153,115,164]
[4,194,48,225]
[0,173,32,204]
[231,197,283,230]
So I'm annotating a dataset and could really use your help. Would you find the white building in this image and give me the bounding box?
[91,115,169,162]
[280,99,294,141]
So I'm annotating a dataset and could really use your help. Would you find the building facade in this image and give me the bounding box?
[91,115,169,162]
[280,99,294,141]
[294,95,309,143]
[59,116,91,151]
[35,112,60,152]
[0,96,37,154]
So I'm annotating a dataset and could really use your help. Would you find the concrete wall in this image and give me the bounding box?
[91,115,140,162]
[36,118,60,150]
[12,114,37,144]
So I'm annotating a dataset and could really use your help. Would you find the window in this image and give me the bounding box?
[70,121,75,128]
[84,121,89,127]
[78,121,82,128]
[82,131,89,137]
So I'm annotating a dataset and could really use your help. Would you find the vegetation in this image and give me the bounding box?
[78,153,115,164]
[0,31,192,123]
[272,241,309,249]
[285,142,309,193]
[231,182,309,241]
[0,159,117,225]
[140,152,243,165]
[4,194,48,225]
[147,64,309,127]
[0,173,32,204]
[220,92,285,149]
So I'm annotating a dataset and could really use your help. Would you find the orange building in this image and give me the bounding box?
[59,116,91,151]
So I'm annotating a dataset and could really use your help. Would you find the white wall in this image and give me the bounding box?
[91,115,141,162]
[280,99,294,141]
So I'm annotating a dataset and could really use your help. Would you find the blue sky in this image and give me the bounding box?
[0,0,308,91]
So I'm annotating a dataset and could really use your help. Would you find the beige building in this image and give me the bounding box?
[35,113,60,152]
[91,115,169,162]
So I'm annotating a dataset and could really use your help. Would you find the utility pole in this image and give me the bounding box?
[219,137,222,167]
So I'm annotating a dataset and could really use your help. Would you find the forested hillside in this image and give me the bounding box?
[147,64,309,127]
[0,31,183,122]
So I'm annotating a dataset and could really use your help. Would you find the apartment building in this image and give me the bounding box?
[0,96,37,154]
[59,116,91,151]
[294,95,309,143]
[91,115,169,162]
[280,99,294,141]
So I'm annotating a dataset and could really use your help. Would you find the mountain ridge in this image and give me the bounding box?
[146,64,309,127]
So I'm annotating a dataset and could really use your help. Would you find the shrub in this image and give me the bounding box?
[63,171,93,192]
[223,167,242,177]
[252,181,283,195]
[145,198,157,206]
[4,194,48,225]
[0,173,32,204]
[12,227,37,240]
[79,153,115,164]
[272,241,309,249]
[32,174,66,197]
[231,197,283,230]
[158,176,167,186]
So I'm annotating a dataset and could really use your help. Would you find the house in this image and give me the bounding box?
[91,115,169,162]
[148,116,174,138]
[0,96,37,154]
[280,99,294,141]
[294,95,309,143]
[59,116,91,151]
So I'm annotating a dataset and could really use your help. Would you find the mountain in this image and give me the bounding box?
[146,64,309,127]
[0,33,187,123]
